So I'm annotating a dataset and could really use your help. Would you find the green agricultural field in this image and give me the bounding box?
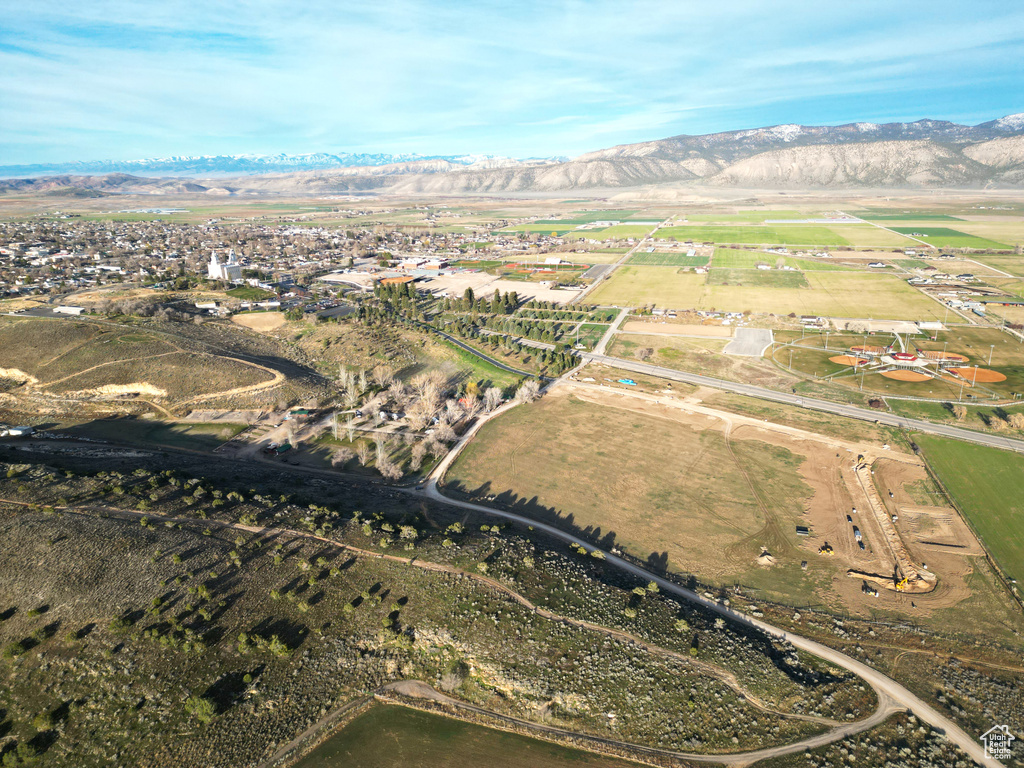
[915,435,1024,584]
[657,225,848,247]
[496,224,576,236]
[682,210,802,222]
[712,248,853,271]
[628,251,709,267]
[532,209,639,226]
[860,212,964,221]
[825,225,917,247]
[585,224,656,240]
[708,268,808,289]
[888,227,1010,250]
[589,265,944,320]
[294,705,642,768]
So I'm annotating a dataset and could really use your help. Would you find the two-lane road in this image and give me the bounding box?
[583,352,1024,454]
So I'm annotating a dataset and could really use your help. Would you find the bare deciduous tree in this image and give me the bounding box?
[484,387,504,412]
[331,447,355,467]
[462,392,481,420]
[635,347,654,361]
[410,440,429,471]
[952,405,968,421]
[516,379,541,403]
[435,422,456,443]
[355,441,372,466]
[371,366,394,389]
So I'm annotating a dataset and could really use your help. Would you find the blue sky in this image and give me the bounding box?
[2,1,1023,164]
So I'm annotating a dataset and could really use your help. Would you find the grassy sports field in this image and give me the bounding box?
[293,705,642,768]
[588,265,945,320]
[914,435,1024,585]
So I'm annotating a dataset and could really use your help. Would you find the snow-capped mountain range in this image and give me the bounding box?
[3,114,1024,191]
[0,152,565,178]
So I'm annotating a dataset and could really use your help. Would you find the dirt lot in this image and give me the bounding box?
[232,311,286,331]
[419,272,581,304]
[621,321,734,337]
[448,381,996,620]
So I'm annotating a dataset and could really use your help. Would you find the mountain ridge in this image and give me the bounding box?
[3,114,1024,194]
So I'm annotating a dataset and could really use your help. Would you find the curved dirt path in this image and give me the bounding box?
[176,355,286,405]
[2,497,912,767]
[36,350,182,388]
[379,680,898,767]
[419,481,995,766]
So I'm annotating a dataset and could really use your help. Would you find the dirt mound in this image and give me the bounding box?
[0,367,39,385]
[71,383,169,398]
[829,355,867,366]
[881,370,931,382]
[756,548,776,566]
[949,367,1006,383]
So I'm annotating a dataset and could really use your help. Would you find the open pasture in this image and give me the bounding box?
[713,248,854,271]
[628,251,709,267]
[446,389,834,604]
[888,227,1010,250]
[657,225,849,247]
[584,224,656,240]
[589,265,945,320]
[294,705,643,768]
[532,209,639,226]
[681,210,803,222]
[707,268,808,289]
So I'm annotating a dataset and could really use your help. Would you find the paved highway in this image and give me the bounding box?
[584,352,1024,454]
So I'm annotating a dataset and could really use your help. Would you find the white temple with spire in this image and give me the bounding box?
[207,250,242,282]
